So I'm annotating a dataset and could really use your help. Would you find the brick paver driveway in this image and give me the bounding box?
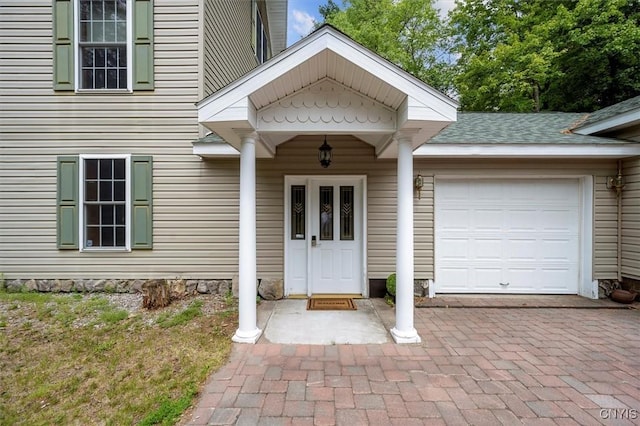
[184,305,640,425]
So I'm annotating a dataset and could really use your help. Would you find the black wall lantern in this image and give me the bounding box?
[318,136,333,168]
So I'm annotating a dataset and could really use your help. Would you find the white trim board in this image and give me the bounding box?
[414,144,640,158]
[574,110,640,135]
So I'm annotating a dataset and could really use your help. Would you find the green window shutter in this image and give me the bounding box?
[131,156,153,249]
[133,0,154,90]
[53,0,74,90]
[57,156,79,249]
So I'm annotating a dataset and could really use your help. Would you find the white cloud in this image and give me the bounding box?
[291,9,316,38]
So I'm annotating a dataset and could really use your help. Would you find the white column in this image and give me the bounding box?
[391,134,421,344]
[233,132,262,344]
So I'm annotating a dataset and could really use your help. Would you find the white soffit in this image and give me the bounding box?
[197,26,458,157]
[266,0,287,54]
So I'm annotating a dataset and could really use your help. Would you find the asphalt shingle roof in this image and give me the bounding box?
[575,95,640,129]
[429,112,632,145]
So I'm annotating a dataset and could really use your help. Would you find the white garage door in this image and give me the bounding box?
[435,179,580,294]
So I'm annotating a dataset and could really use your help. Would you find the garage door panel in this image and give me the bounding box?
[538,268,578,291]
[475,268,503,290]
[440,183,470,201]
[438,209,470,230]
[541,210,579,232]
[508,210,538,231]
[504,268,538,291]
[474,238,502,259]
[474,209,503,230]
[474,183,502,201]
[435,179,580,294]
[541,239,578,260]
[505,239,537,260]
[439,238,469,260]
[438,268,469,290]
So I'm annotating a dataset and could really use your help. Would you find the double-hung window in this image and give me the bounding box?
[78,0,129,90]
[57,155,153,251]
[53,0,154,91]
[80,155,130,249]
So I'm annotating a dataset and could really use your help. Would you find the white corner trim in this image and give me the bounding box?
[580,176,597,299]
[413,144,640,158]
[574,110,640,135]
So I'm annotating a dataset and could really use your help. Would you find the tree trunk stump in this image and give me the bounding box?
[142,279,171,309]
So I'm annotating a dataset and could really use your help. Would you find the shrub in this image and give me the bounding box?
[386,273,396,296]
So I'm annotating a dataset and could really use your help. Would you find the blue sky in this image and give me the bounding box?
[287,0,457,47]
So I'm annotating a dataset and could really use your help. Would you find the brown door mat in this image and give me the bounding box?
[307,298,357,311]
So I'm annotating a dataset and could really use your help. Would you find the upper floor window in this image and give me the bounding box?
[78,0,130,90]
[79,0,128,90]
[54,0,154,92]
[253,0,269,64]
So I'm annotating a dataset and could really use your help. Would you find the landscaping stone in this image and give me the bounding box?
[197,280,209,294]
[598,279,620,299]
[414,279,428,297]
[3,277,232,296]
[259,278,284,300]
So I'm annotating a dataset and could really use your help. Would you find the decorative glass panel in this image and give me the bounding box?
[291,185,305,240]
[340,186,354,240]
[319,186,333,241]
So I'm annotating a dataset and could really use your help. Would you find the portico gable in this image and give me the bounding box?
[196,25,458,344]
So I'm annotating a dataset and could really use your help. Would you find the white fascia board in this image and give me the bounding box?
[397,95,456,127]
[413,144,640,158]
[197,36,330,121]
[574,110,640,135]
[198,96,257,128]
[325,35,458,115]
[197,27,458,124]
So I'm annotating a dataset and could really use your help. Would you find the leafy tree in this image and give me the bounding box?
[450,0,640,112]
[319,0,456,95]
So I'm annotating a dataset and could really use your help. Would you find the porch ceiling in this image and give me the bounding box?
[196,25,458,159]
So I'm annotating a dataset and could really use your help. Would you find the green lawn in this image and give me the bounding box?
[0,290,237,425]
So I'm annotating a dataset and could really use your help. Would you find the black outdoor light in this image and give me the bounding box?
[318,136,333,168]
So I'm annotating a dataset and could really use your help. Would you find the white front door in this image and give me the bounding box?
[310,179,363,294]
[284,176,365,296]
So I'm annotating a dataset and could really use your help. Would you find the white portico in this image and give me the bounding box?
[196,25,458,344]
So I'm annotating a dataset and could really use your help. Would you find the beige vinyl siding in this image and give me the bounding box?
[203,0,257,97]
[0,0,242,280]
[622,157,640,279]
[594,175,619,278]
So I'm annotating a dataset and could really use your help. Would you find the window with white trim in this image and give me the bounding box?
[78,0,130,90]
[255,3,269,64]
[80,156,130,249]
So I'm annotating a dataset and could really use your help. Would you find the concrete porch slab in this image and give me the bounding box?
[258,299,391,345]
